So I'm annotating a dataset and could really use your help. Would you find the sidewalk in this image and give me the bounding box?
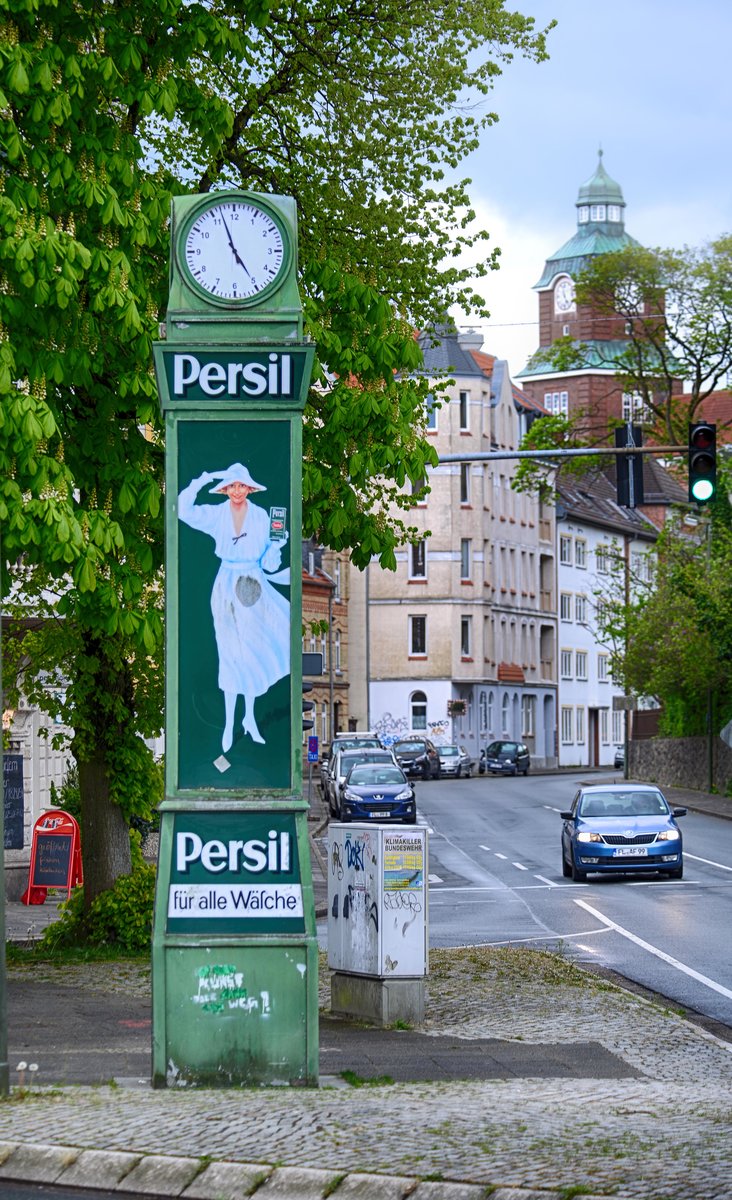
[0,776,730,1200]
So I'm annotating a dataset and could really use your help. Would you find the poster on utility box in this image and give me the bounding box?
[166,811,304,934]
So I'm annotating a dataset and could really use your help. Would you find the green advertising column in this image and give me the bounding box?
[151,191,317,1087]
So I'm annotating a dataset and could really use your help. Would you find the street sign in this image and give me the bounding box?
[308,736,319,763]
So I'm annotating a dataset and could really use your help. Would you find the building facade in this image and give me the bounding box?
[353,327,558,766]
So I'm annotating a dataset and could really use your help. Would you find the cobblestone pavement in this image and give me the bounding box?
[3,947,732,1200]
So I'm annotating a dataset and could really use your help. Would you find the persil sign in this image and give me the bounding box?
[156,346,311,408]
[167,812,304,932]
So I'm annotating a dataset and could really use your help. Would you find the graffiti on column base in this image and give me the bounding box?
[193,963,271,1015]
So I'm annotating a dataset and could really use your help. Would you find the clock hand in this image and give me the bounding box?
[220,213,252,279]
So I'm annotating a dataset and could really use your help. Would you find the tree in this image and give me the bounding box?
[0,0,551,901]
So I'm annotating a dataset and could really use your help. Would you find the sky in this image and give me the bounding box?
[454,0,732,380]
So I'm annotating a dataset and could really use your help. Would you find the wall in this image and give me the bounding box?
[631,736,732,795]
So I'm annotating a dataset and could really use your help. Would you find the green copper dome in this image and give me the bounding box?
[577,150,625,208]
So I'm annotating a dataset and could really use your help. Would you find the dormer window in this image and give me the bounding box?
[608,204,621,222]
[590,204,606,221]
[578,206,589,224]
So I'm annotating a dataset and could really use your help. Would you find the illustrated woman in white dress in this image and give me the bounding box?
[178,462,290,753]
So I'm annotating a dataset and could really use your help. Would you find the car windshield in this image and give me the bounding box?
[333,739,381,751]
[440,747,459,757]
[579,791,670,818]
[348,766,405,787]
[394,742,425,753]
[488,742,517,755]
[338,751,391,772]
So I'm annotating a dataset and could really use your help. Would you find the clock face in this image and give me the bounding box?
[554,277,575,314]
[183,200,287,303]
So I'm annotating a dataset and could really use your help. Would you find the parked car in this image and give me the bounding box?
[481,740,530,776]
[560,783,686,882]
[340,762,416,824]
[438,744,474,778]
[392,737,441,780]
[613,746,625,770]
[327,747,397,819]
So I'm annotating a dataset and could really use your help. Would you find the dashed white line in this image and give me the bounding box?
[512,862,529,871]
[575,897,732,1003]
[494,852,508,860]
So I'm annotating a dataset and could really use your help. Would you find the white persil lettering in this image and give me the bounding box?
[173,353,292,398]
[176,830,292,875]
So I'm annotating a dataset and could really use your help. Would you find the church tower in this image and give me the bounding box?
[517,152,642,433]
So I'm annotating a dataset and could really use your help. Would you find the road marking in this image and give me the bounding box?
[534,874,561,887]
[479,844,491,852]
[428,873,443,883]
[685,852,732,872]
[512,862,529,871]
[494,852,508,860]
[575,897,732,1003]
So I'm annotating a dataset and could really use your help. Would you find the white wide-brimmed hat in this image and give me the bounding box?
[209,463,266,493]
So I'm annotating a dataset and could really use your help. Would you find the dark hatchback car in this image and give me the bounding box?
[560,784,686,882]
[340,763,417,824]
[481,740,530,776]
[392,737,441,780]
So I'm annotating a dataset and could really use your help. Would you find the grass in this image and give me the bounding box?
[340,1070,395,1088]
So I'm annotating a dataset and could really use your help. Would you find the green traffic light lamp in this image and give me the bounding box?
[688,422,717,504]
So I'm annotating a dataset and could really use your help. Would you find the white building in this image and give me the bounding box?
[350,326,558,767]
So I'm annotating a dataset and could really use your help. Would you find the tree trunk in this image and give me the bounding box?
[78,754,132,907]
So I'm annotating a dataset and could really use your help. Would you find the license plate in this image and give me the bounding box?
[613,846,647,857]
[369,811,385,818]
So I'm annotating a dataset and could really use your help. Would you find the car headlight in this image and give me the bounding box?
[656,829,680,841]
[396,789,412,801]
[343,789,358,802]
[577,831,603,843]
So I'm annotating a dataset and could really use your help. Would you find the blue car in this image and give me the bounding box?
[560,784,686,882]
[340,763,417,824]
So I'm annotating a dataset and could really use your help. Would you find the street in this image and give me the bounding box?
[319,770,732,1029]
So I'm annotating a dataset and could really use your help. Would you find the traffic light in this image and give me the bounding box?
[688,422,716,504]
[302,681,315,731]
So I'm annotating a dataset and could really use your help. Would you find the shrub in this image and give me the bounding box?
[41,863,156,953]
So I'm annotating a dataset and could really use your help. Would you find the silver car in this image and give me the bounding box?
[438,744,474,778]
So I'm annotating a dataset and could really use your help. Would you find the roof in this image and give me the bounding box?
[517,339,634,380]
[417,327,487,378]
[556,459,686,536]
[577,152,625,207]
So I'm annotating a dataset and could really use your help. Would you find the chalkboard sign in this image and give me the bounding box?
[33,832,73,886]
[3,754,24,850]
[23,810,82,902]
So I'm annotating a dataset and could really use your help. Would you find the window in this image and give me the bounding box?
[590,204,606,221]
[612,710,624,744]
[561,706,573,742]
[426,393,438,430]
[410,690,427,730]
[321,703,328,743]
[460,463,471,505]
[335,629,342,672]
[321,634,327,671]
[598,654,609,682]
[460,538,472,580]
[596,546,609,573]
[559,535,572,565]
[560,592,572,621]
[461,615,472,657]
[608,204,621,222]
[575,594,587,624]
[501,692,510,733]
[622,392,652,423]
[561,649,573,678]
[521,695,535,738]
[600,709,609,743]
[544,390,568,416]
[410,615,426,656]
[410,539,426,578]
[459,390,469,431]
[334,559,341,599]
[479,691,488,734]
[576,706,586,743]
[576,651,588,680]
[412,475,428,505]
[578,206,589,224]
[575,539,586,568]
[488,690,494,733]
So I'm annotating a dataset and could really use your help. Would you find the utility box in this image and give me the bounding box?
[327,823,428,1025]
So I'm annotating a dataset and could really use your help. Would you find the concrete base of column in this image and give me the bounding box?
[330,971,425,1026]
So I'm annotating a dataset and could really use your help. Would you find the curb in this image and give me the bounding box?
[0,1140,614,1200]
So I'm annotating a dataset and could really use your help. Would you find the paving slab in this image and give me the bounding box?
[409,1183,488,1200]
[254,1165,345,1198]
[58,1149,142,1190]
[116,1153,203,1196]
[182,1160,271,1199]
[0,1142,80,1183]
[330,1172,415,1198]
